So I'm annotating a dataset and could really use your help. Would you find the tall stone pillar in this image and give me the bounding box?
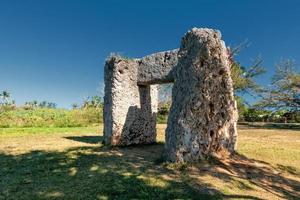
[165,28,238,162]
[103,56,158,146]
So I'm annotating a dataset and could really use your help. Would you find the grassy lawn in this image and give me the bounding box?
[0,126,99,137]
[1,125,300,199]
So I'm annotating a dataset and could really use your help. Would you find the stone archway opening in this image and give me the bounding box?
[157,83,173,122]
[156,83,173,142]
[103,28,238,163]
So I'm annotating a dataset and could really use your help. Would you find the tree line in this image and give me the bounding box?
[0,93,103,128]
[0,90,103,111]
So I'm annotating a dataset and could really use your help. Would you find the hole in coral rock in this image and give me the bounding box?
[209,103,214,112]
[219,69,225,75]
[210,130,215,138]
[221,112,225,118]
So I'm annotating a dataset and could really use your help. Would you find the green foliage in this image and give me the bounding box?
[157,114,168,124]
[240,108,300,123]
[0,108,102,128]
[156,103,171,124]
[0,90,104,128]
[158,104,170,115]
[244,108,271,122]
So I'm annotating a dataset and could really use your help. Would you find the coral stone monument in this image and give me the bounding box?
[103,28,238,162]
[103,50,178,146]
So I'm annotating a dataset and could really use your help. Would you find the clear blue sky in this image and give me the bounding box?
[0,0,299,108]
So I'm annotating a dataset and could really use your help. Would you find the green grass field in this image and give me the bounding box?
[1,125,299,199]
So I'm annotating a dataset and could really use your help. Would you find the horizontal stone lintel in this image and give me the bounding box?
[137,49,178,85]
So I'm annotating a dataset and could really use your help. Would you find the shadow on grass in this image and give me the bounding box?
[0,143,299,199]
[64,136,103,144]
[211,153,300,199]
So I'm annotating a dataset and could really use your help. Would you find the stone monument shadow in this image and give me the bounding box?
[119,85,158,145]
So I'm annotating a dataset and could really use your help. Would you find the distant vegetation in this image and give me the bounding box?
[0,108,102,128]
[0,92,102,128]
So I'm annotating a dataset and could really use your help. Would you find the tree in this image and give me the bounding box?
[24,100,57,109]
[0,90,16,112]
[244,108,271,122]
[39,101,48,108]
[47,102,57,108]
[82,96,103,109]
[257,59,300,113]
[227,41,266,96]
[72,103,79,109]
[25,100,38,108]
[0,90,11,105]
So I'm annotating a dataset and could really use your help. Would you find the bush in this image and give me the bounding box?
[156,103,170,124]
[157,113,168,124]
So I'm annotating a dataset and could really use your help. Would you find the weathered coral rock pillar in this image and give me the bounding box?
[165,28,238,162]
[103,56,158,146]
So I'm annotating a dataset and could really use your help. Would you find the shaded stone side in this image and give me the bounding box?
[137,49,178,85]
[165,28,238,162]
[103,56,158,146]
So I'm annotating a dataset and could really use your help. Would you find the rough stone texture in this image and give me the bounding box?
[165,28,238,162]
[137,49,178,85]
[103,28,238,162]
[103,50,177,146]
[103,56,158,146]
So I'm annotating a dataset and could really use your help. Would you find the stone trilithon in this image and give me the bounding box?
[103,28,238,162]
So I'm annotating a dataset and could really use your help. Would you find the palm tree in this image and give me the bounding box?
[32,100,38,107]
[39,101,48,108]
[25,100,39,108]
[72,103,79,109]
[0,90,11,105]
[82,96,103,109]
[82,97,90,109]
[47,102,57,108]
